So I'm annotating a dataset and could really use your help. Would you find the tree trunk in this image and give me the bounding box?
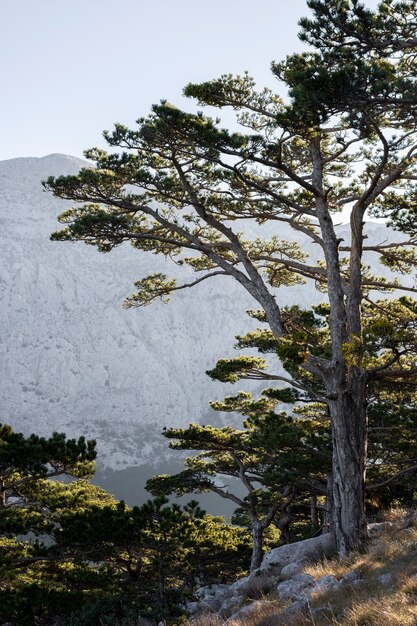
[328,368,368,556]
[250,521,264,572]
[276,509,294,545]
[323,473,333,535]
[158,555,165,608]
[0,480,6,509]
[310,495,319,533]
[309,138,368,556]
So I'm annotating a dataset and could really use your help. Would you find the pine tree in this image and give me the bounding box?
[147,385,330,571]
[0,423,96,510]
[0,425,250,624]
[45,1,417,554]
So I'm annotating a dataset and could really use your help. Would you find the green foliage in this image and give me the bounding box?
[0,425,115,625]
[0,425,250,624]
[0,424,97,522]
[172,293,417,555]
[148,405,331,566]
[55,496,250,621]
[0,424,96,479]
[38,0,417,595]
[366,389,417,510]
[51,205,135,253]
[124,273,177,307]
[262,387,300,403]
[206,356,267,383]
[63,596,147,626]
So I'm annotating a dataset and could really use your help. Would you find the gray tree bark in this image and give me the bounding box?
[327,369,368,555]
[250,521,264,572]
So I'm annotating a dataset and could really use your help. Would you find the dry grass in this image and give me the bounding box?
[237,574,417,626]
[304,524,417,579]
[187,614,223,626]
[188,520,417,626]
[343,587,417,626]
[375,507,408,523]
[229,600,290,625]
[304,553,363,580]
[243,573,276,599]
[186,598,290,626]
[302,524,417,625]
[187,515,417,626]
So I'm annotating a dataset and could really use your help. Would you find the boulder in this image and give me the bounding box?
[377,572,393,585]
[220,595,245,614]
[184,601,201,614]
[342,570,362,585]
[225,600,266,624]
[228,576,250,595]
[261,533,335,572]
[280,561,305,580]
[276,573,315,600]
[245,567,280,585]
[312,574,339,593]
[368,522,394,537]
[195,583,230,600]
[273,599,310,621]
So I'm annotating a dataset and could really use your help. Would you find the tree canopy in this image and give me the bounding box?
[45,0,417,554]
[0,424,252,625]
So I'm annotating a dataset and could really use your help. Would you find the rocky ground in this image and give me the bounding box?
[187,512,417,626]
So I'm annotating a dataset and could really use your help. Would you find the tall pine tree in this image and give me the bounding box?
[45,1,417,554]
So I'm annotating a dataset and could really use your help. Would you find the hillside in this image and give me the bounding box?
[0,155,256,469]
[0,154,406,500]
[187,513,417,626]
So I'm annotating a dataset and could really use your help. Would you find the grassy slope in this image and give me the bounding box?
[189,511,417,626]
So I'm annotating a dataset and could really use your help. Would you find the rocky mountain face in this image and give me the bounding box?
[0,155,255,466]
[0,154,408,502]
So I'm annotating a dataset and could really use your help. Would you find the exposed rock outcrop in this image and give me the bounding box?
[188,533,337,617]
[188,522,405,622]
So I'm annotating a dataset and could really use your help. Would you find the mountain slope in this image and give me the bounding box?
[0,155,408,481]
[0,154,260,470]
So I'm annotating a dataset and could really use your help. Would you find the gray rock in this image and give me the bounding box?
[256,600,310,624]
[298,588,313,602]
[368,522,393,537]
[310,605,333,621]
[225,600,265,623]
[195,583,230,600]
[228,576,250,594]
[277,573,315,600]
[220,595,245,614]
[192,583,233,614]
[377,572,393,585]
[280,600,310,618]
[342,570,362,584]
[312,574,339,592]
[245,567,281,588]
[0,156,278,474]
[185,601,200,614]
[261,533,335,572]
[281,561,305,579]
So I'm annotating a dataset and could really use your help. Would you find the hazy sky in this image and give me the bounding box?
[1,0,379,161]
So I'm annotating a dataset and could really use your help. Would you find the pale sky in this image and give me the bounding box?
[1,0,379,161]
